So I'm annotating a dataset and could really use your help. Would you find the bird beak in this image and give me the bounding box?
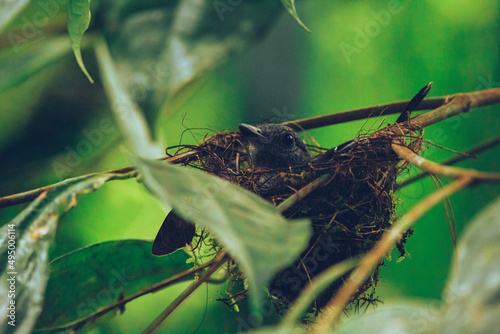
[238,124,267,141]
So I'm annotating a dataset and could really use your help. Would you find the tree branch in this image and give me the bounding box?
[412,88,500,129]
[391,142,500,181]
[0,150,199,208]
[143,251,228,334]
[2,87,499,209]
[284,88,500,132]
[397,135,500,189]
[282,97,445,131]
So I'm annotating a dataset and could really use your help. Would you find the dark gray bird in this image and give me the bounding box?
[238,123,361,167]
[238,123,311,168]
[153,84,433,255]
[153,123,311,256]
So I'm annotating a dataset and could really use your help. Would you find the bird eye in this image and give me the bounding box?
[282,133,295,147]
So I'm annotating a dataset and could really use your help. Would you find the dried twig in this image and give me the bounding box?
[277,173,331,213]
[397,135,500,188]
[313,90,500,330]
[391,143,500,181]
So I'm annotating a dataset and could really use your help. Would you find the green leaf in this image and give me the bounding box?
[0,0,30,33]
[0,174,118,333]
[68,0,94,83]
[96,1,283,116]
[249,326,306,334]
[334,304,435,334]
[128,154,312,309]
[35,240,193,331]
[280,0,311,33]
[94,36,164,159]
[440,196,500,334]
[0,36,71,94]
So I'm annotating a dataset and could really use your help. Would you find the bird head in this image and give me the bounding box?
[238,123,310,168]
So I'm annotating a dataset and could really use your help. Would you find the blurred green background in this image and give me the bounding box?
[1,0,499,333]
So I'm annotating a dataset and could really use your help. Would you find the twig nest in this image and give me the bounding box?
[167,124,420,318]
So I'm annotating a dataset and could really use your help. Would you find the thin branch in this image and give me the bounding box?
[284,88,500,132]
[0,150,199,208]
[143,251,228,334]
[277,173,331,213]
[2,87,500,208]
[397,135,500,189]
[412,88,500,129]
[391,142,500,181]
[42,253,220,333]
[313,177,472,333]
[283,97,446,131]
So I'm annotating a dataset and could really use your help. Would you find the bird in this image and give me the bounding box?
[237,123,364,167]
[151,210,196,256]
[153,123,313,256]
[152,85,431,256]
[237,123,311,168]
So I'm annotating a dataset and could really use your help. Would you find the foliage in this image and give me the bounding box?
[0,1,499,333]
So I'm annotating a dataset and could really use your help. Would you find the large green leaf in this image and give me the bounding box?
[35,240,193,331]
[0,36,71,94]
[129,155,312,309]
[0,0,30,33]
[334,304,435,334]
[439,195,500,334]
[0,174,119,334]
[68,0,94,83]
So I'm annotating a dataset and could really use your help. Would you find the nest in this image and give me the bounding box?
[166,121,421,319]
